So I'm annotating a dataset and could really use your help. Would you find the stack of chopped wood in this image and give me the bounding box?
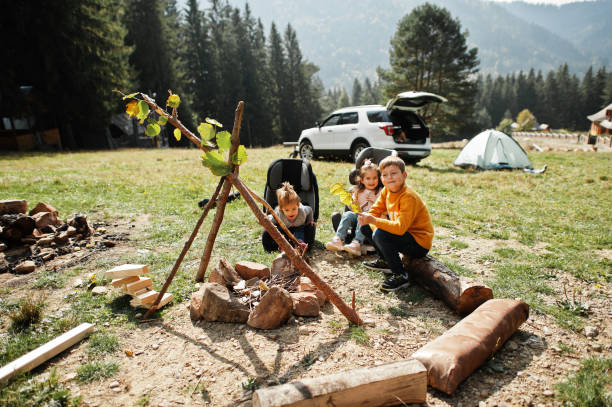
[106,264,172,309]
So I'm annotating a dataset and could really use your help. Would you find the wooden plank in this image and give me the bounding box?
[136,290,159,305]
[125,277,153,294]
[105,264,149,279]
[252,359,426,407]
[111,275,140,288]
[0,323,94,383]
[140,293,173,309]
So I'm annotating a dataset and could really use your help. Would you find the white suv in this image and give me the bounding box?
[297,91,446,163]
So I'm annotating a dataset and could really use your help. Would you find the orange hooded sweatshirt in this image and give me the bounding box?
[368,184,433,250]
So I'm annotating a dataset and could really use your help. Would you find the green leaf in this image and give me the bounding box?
[167,94,180,108]
[232,145,248,165]
[157,115,168,126]
[137,100,149,124]
[173,128,181,141]
[145,122,161,137]
[216,131,231,153]
[122,92,139,100]
[201,151,231,176]
[205,117,223,128]
[197,122,215,142]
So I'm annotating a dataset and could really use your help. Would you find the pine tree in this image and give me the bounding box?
[268,22,286,144]
[182,0,215,128]
[0,0,133,149]
[125,0,176,106]
[362,78,379,105]
[377,3,479,134]
[351,78,363,106]
[338,88,350,108]
[595,67,609,109]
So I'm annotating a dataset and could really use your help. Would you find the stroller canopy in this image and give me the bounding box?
[454,129,533,170]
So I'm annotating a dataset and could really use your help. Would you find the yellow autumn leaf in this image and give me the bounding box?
[125,100,139,117]
[122,92,139,100]
[173,128,181,141]
[330,183,360,213]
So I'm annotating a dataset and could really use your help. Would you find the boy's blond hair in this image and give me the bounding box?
[276,182,300,207]
[379,155,406,173]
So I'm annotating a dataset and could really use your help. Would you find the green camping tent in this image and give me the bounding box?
[454,129,533,170]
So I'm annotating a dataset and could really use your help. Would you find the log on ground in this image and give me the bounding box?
[402,255,492,314]
[252,359,426,407]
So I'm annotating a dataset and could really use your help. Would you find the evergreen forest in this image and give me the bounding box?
[2,0,611,149]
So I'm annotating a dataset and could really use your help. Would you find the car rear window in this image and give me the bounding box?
[367,110,390,122]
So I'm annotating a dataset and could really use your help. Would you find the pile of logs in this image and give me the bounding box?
[107,264,173,309]
[0,199,104,274]
[190,253,328,329]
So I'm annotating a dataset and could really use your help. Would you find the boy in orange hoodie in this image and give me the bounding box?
[358,156,433,291]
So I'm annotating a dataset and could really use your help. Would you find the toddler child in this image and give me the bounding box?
[325,160,382,256]
[358,156,433,292]
[261,182,316,252]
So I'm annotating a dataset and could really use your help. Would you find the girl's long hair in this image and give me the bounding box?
[354,161,382,194]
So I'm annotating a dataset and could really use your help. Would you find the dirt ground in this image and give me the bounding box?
[2,214,610,407]
[1,138,610,407]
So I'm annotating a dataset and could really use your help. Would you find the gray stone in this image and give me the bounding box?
[190,282,249,323]
[247,286,293,330]
[584,325,598,338]
[91,286,107,295]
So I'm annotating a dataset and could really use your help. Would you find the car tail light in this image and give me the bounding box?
[379,125,394,136]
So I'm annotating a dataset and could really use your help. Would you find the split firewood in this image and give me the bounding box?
[105,264,149,279]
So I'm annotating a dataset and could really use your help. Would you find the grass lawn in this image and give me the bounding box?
[1,146,610,405]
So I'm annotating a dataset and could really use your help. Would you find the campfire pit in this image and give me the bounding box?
[190,254,328,330]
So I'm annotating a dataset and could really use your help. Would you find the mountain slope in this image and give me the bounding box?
[225,0,608,87]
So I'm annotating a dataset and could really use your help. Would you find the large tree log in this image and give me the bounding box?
[412,299,529,394]
[402,255,492,315]
[252,359,426,407]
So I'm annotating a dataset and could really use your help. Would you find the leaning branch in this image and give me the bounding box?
[140,93,212,153]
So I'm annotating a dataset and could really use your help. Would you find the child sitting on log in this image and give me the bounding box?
[325,159,382,256]
[358,156,433,292]
[262,182,316,252]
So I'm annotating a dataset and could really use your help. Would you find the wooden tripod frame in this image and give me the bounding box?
[141,98,362,325]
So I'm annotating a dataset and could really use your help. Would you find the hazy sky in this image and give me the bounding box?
[490,0,591,4]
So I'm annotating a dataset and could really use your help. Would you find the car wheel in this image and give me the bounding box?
[351,142,369,163]
[299,141,313,160]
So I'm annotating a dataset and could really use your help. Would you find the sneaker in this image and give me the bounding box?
[343,240,361,256]
[325,236,343,252]
[363,258,391,273]
[379,274,411,292]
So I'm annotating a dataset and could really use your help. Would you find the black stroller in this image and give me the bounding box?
[261,158,319,252]
[332,147,397,243]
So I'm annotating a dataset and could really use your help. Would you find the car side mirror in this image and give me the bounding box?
[315,120,321,127]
